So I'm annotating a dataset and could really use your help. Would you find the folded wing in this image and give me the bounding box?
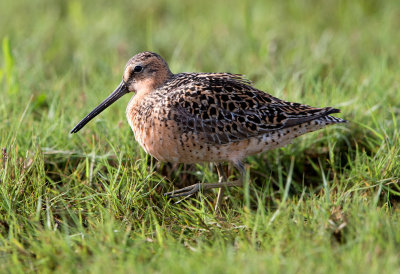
[168,73,341,145]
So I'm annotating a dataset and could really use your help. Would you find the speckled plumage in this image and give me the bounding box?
[124,53,345,164]
[71,51,346,207]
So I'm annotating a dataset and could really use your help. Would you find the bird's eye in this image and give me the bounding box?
[133,65,143,73]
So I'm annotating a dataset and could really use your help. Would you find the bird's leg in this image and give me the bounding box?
[164,161,245,199]
[214,163,227,213]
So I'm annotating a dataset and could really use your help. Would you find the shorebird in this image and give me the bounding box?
[71,51,346,211]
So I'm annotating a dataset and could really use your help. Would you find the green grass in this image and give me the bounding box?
[1,0,400,272]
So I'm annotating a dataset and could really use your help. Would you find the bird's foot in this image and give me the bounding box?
[163,180,242,199]
[163,183,203,198]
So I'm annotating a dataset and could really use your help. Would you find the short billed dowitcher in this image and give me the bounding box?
[71,51,346,210]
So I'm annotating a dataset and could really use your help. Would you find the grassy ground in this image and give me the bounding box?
[1,0,400,272]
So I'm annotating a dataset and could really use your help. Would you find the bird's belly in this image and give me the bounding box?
[129,124,219,163]
[128,116,179,162]
[126,120,263,164]
[127,116,231,163]
[127,113,331,164]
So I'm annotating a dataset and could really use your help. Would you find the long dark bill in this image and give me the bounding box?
[70,81,128,133]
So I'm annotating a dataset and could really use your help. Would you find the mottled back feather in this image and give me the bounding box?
[153,73,342,145]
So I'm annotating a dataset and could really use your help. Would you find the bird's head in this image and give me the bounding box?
[70,51,172,133]
[123,51,173,94]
